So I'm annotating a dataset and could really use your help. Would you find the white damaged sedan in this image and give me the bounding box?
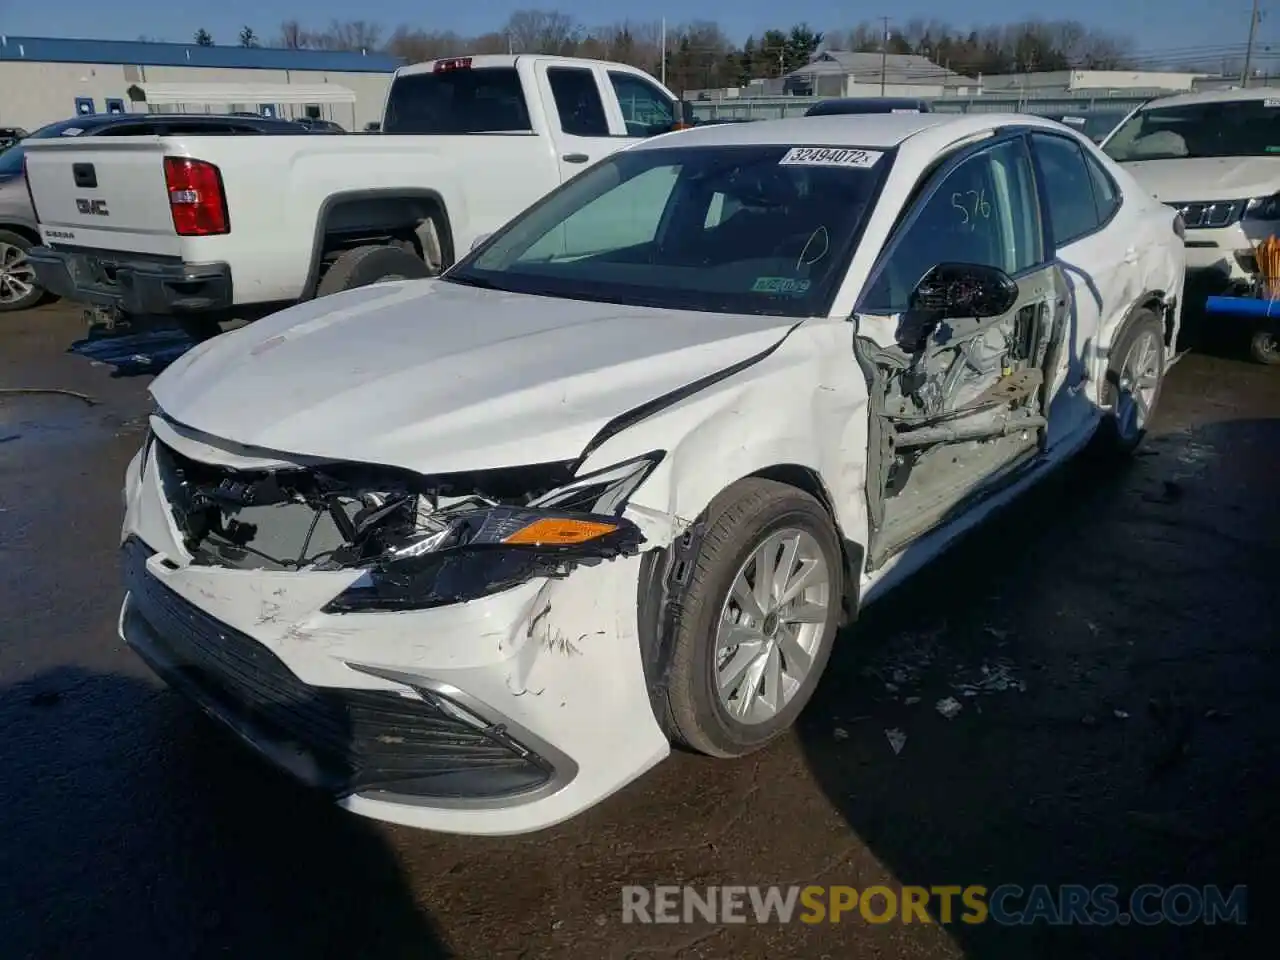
[122,113,1184,835]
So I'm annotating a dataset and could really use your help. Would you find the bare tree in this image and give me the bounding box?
[309,19,384,52]
[279,20,309,49]
[503,9,582,55]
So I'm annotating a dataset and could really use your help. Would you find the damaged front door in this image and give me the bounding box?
[853,135,1067,570]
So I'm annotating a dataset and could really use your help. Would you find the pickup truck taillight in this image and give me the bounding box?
[21,155,40,222]
[163,156,229,236]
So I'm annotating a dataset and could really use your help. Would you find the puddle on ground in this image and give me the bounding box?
[0,392,118,448]
[68,326,197,377]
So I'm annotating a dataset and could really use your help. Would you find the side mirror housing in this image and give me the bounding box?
[908,262,1019,321]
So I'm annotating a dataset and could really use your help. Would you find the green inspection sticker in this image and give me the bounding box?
[752,277,811,294]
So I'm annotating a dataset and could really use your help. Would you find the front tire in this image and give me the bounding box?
[663,479,844,758]
[1095,307,1165,455]
[315,244,436,298]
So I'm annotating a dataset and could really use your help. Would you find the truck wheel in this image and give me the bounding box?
[315,244,435,298]
[1249,330,1280,365]
[662,479,844,758]
[0,229,46,312]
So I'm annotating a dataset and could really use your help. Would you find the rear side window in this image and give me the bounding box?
[1031,133,1101,246]
[383,68,532,134]
[547,67,609,137]
[608,72,675,137]
[1084,153,1121,224]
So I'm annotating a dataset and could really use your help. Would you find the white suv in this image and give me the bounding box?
[1102,88,1280,362]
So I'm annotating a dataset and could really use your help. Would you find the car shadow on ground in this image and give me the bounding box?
[793,416,1279,957]
[0,664,455,959]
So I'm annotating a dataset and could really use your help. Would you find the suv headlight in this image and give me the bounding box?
[1244,194,1280,221]
[323,452,664,613]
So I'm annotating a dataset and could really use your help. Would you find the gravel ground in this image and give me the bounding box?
[1,304,1275,959]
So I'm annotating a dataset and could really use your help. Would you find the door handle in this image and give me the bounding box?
[562,153,590,164]
[1123,246,1138,263]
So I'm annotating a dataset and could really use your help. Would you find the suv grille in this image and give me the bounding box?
[1165,199,1246,230]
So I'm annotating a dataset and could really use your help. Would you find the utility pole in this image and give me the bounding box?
[1242,0,1261,87]
[880,17,890,96]
[660,18,666,87]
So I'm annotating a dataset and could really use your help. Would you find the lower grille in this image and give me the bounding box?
[121,537,552,801]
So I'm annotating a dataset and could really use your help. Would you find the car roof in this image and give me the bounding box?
[32,113,308,135]
[637,112,1077,153]
[1139,86,1280,109]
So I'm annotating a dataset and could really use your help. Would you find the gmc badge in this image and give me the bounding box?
[75,198,109,216]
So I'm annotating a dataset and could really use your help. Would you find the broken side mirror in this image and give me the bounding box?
[908,262,1019,322]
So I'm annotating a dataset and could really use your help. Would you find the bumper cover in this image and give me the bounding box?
[121,536,565,804]
[27,245,232,315]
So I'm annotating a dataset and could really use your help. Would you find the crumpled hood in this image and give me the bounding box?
[151,278,800,474]
[1121,156,1280,202]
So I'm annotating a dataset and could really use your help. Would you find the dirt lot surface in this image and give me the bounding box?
[1,304,1275,959]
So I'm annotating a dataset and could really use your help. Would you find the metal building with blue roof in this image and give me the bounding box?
[0,35,405,131]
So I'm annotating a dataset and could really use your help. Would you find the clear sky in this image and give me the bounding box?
[0,0,1273,63]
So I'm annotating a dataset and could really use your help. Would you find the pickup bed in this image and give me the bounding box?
[23,55,684,329]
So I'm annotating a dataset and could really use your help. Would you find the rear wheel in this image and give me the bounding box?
[663,479,844,758]
[314,244,436,298]
[1095,308,1165,456]
[0,229,45,312]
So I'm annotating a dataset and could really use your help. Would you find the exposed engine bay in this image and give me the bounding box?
[857,289,1064,570]
[151,439,651,609]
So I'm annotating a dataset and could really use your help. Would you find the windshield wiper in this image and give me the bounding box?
[443,273,500,290]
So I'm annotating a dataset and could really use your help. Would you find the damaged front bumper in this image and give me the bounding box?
[119,430,671,835]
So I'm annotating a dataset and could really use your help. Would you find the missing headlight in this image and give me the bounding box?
[323,453,663,611]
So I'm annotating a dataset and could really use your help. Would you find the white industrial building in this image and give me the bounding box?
[976,69,1211,96]
[0,35,401,132]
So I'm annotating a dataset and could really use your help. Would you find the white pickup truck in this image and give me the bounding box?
[23,55,684,334]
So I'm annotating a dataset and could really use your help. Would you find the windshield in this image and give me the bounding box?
[0,118,99,177]
[383,68,532,134]
[1103,99,1280,161]
[445,143,891,317]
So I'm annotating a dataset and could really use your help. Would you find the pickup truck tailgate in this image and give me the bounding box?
[23,138,180,256]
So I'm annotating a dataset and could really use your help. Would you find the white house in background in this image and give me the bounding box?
[783,50,977,98]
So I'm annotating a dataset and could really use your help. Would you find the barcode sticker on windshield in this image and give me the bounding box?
[779,147,883,169]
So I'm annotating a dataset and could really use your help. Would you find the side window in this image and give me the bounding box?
[1084,152,1121,224]
[863,139,1043,314]
[547,67,609,138]
[1031,133,1101,246]
[519,164,680,261]
[608,72,675,137]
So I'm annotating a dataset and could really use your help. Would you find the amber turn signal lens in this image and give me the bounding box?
[502,518,619,546]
